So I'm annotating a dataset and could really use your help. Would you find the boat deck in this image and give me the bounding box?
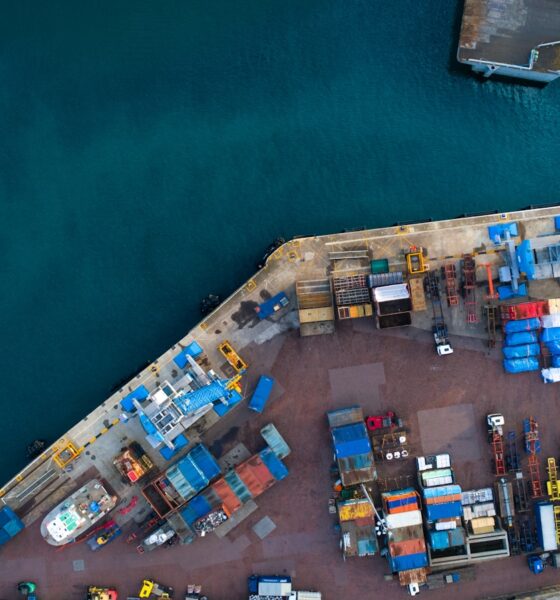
[458,0,560,71]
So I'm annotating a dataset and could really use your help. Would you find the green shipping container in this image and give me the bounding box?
[371,259,389,274]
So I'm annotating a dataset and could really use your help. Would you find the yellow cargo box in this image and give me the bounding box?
[298,306,335,324]
[409,277,427,311]
[470,516,495,534]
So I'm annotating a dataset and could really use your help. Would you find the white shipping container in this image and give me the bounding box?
[538,504,559,552]
[373,283,410,303]
[291,592,322,600]
[386,509,423,529]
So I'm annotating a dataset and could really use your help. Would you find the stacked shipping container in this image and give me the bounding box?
[143,444,222,518]
[177,446,289,535]
[417,455,467,557]
[337,498,377,558]
[327,406,375,487]
[381,489,429,584]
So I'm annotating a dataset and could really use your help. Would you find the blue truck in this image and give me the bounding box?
[255,292,289,319]
[248,375,275,413]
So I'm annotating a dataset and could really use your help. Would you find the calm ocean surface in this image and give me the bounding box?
[0,1,559,482]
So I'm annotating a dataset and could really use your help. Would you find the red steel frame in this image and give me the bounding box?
[462,254,479,323]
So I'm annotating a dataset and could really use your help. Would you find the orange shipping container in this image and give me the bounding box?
[236,455,276,497]
[212,478,242,514]
[426,494,461,505]
[389,538,426,557]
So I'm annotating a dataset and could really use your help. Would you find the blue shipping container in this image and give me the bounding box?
[391,551,429,572]
[332,423,371,458]
[248,375,275,413]
[504,318,541,334]
[180,495,213,526]
[503,357,540,374]
[505,331,539,346]
[423,485,462,499]
[189,444,222,481]
[449,527,466,547]
[429,530,450,550]
[426,501,463,521]
[224,470,252,504]
[502,344,540,359]
[259,447,289,481]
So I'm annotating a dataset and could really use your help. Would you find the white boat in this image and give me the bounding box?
[40,479,117,545]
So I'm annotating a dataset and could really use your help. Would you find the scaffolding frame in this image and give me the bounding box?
[528,454,543,498]
[462,254,479,323]
[547,457,560,501]
[484,304,499,349]
[554,506,560,545]
[442,263,459,306]
[492,432,506,476]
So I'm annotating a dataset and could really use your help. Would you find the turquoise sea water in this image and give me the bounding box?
[0,1,559,482]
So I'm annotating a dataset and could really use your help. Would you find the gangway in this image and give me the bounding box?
[506,432,519,471]
[547,458,560,501]
[462,254,479,324]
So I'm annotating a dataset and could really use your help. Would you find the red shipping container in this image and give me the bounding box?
[236,455,276,497]
[426,494,461,505]
[389,538,427,557]
[212,478,242,514]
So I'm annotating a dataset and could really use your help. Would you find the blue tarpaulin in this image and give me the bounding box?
[541,328,560,342]
[502,344,540,359]
[173,341,204,368]
[552,355,560,368]
[503,357,540,373]
[516,240,536,279]
[212,390,243,417]
[488,222,518,244]
[120,384,150,412]
[504,318,541,334]
[547,340,560,355]
[505,331,538,346]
